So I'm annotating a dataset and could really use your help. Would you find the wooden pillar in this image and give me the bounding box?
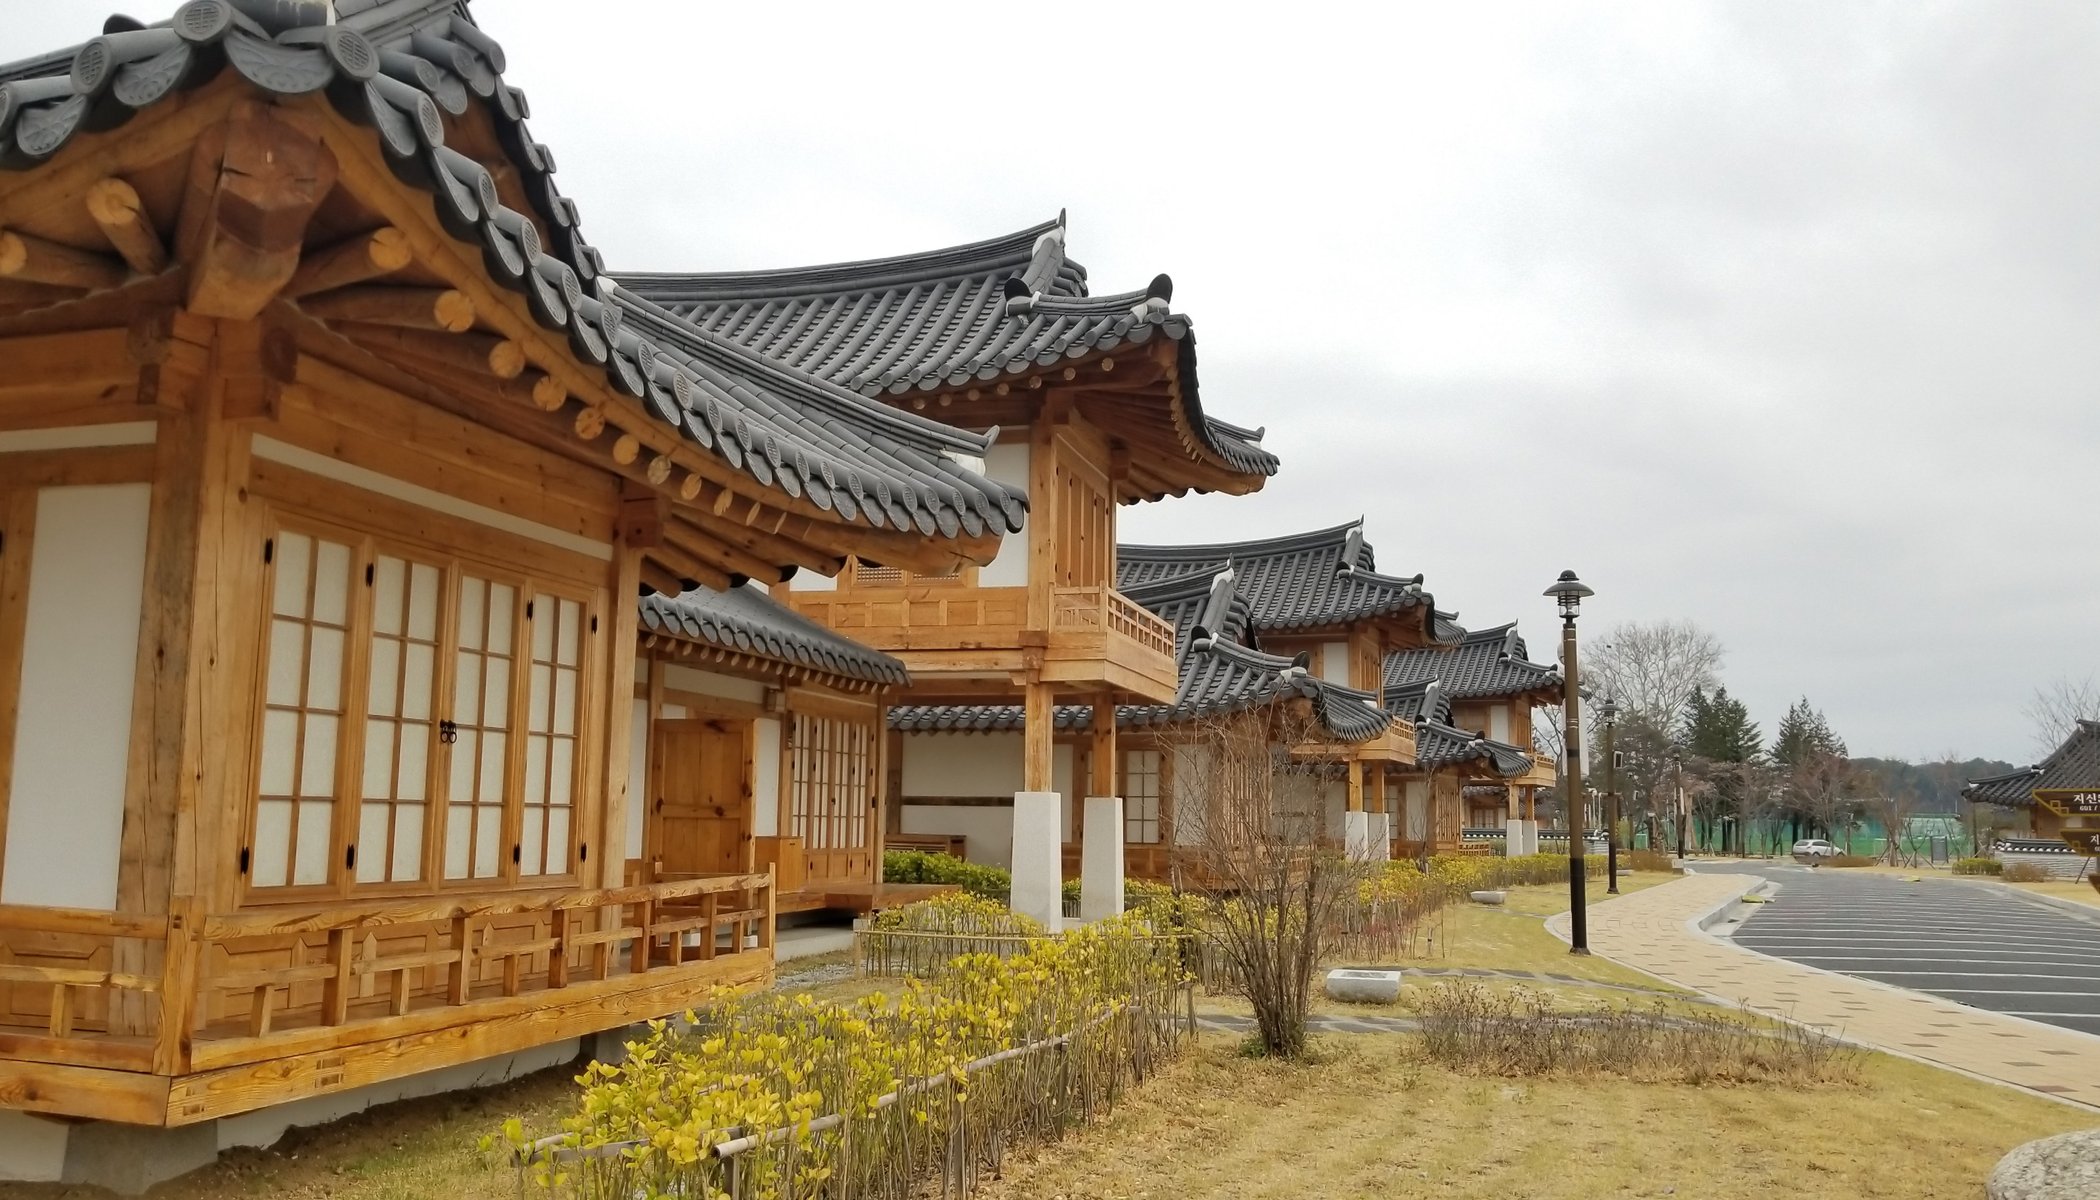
[122,312,250,1051]
[1023,682,1054,794]
[1089,696,1116,796]
[1367,764,1387,813]
[1346,761,1365,812]
[597,535,642,889]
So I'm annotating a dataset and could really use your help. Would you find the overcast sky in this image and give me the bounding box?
[14,1,2097,763]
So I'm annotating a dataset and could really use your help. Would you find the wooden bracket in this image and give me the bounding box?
[619,494,669,548]
[181,104,340,320]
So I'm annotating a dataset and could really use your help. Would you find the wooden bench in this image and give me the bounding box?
[886,833,967,859]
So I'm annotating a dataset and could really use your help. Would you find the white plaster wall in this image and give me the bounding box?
[663,664,765,704]
[1322,779,1347,841]
[753,717,781,837]
[901,732,1023,795]
[901,805,1015,867]
[1172,745,1210,846]
[1404,781,1430,841]
[3,485,150,910]
[978,443,1030,587]
[0,423,156,454]
[1319,641,1349,684]
[1488,704,1511,743]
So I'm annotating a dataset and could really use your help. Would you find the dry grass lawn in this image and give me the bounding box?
[1400,875,1686,993]
[974,1033,2091,1200]
[1817,863,2100,908]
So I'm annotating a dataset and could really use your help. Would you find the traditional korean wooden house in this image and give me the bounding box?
[1382,623,1562,853]
[0,0,1017,1174]
[890,564,1396,890]
[618,215,1279,925]
[1964,721,2100,881]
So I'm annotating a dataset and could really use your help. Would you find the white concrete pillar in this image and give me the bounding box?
[1506,817,1527,857]
[1011,790,1064,932]
[1080,796,1125,921]
[1343,810,1373,861]
[1367,812,1391,861]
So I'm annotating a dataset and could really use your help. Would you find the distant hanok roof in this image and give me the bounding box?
[1383,622,1562,706]
[1118,520,1449,643]
[0,0,1023,588]
[614,214,1279,502]
[889,566,1393,743]
[1965,720,2100,810]
[1380,677,1534,779]
[639,584,906,692]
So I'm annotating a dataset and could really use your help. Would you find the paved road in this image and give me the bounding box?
[1696,863,2100,1037]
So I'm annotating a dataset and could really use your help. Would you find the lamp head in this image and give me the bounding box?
[1544,569,1594,619]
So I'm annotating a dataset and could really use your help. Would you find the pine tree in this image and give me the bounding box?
[1685,686,1761,763]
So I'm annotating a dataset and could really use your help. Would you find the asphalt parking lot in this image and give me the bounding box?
[1698,862,2100,1037]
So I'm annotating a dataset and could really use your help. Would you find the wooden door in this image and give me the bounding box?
[650,718,752,876]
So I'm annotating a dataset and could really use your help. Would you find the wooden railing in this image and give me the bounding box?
[0,904,167,1045]
[0,872,774,1070]
[195,872,773,1040]
[1050,585,1176,660]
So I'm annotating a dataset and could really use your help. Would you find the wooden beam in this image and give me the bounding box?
[643,541,736,595]
[85,178,166,276]
[0,326,139,391]
[337,323,524,379]
[181,104,339,319]
[302,286,473,332]
[662,518,790,587]
[283,227,411,298]
[0,229,127,291]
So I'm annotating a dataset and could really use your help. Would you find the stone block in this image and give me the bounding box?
[1325,968,1403,1004]
[1989,1128,2100,1200]
[1469,890,1507,905]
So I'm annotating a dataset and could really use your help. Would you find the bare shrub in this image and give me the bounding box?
[1411,980,1861,1085]
[2001,861,2051,883]
[1179,706,1379,1060]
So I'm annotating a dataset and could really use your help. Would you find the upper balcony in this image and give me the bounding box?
[788,580,1178,703]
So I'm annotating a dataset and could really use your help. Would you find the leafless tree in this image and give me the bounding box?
[2022,675,2100,758]
[1178,704,1379,1059]
[1789,749,1861,847]
[1873,773,1923,870]
[1582,620,1725,732]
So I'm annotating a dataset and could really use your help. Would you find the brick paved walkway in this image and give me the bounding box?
[1549,872,2100,1110]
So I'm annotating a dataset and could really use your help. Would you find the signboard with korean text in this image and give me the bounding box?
[2032,789,2100,817]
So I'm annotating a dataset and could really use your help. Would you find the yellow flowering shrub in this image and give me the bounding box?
[507,913,1189,1199]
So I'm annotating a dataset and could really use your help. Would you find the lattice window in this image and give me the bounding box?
[520,592,583,877]
[357,554,442,884]
[1123,749,1162,844]
[789,713,872,851]
[254,531,354,890]
[444,574,516,881]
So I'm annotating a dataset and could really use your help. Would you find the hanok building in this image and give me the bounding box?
[0,0,1021,1177]
[1964,720,2100,882]
[890,560,1400,898]
[617,215,1281,927]
[1382,623,1562,854]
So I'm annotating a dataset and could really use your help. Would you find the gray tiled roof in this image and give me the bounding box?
[613,215,1280,488]
[639,584,906,688]
[1382,622,1562,704]
[890,567,1393,743]
[1414,720,1534,778]
[1118,520,1447,640]
[1965,721,2100,809]
[0,0,1023,547]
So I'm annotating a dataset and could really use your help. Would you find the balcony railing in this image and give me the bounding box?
[1051,585,1176,659]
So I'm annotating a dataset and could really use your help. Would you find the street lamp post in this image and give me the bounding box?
[1674,752,1688,859]
[1545,569,1595,955]
[1597,696,1620,894]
